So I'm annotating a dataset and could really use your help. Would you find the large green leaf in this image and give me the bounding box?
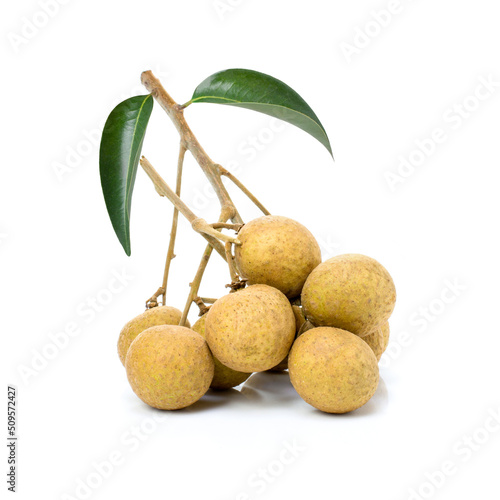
[99,95,153,256]
[188,69,332,156]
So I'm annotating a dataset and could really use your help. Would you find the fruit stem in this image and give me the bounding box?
[179,209,236,324]
[160,141,186,305]
[225,242,240,284]
[211,222,244,231]
[193,296,211,316]
[180,243,214,326]
[139,70,269,319]
[139,157,240,255]
[145,286,165,309]
[218,165,271,216]
[199,297,217,304]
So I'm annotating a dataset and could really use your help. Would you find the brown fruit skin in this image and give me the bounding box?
[205,284,296,373]
[269,305,307,372]
[125,325,214,410]
[117,306,189,366]
[234,215,322,298]
[301,254,396,337]
[289,327,379,414]
[193,314,252,390]
[363,322,390,361]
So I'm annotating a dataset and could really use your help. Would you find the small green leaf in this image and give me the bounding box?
[99,95,153,256]
[189,69,332,156]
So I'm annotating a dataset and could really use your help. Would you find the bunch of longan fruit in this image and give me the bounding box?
[118,215,396,414]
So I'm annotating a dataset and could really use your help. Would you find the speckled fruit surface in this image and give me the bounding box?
[234,215,322,298]
[125,325,214,410]
[363,322,390,361]
[301,254,396,337]
[117,306,189,365]
[289,327,379,414]
[205,284,296,372]
[193,314,251,390]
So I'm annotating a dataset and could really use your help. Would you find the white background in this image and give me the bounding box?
[2,1,500,499]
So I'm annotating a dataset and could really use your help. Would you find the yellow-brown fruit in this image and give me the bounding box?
[193,314,252,390]
[117,306,189,365]
[301,254,396,337]
[205,284,295,372]
[289,327,379,413]
[363,322,390,361]
[125,325,214,410]
[269,305,307,372]
[234,215,322,298]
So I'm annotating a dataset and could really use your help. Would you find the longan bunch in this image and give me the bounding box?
[117,215,396,414]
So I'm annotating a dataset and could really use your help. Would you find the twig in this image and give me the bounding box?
[140,157,240,255]
[180,243,214,326]
[179,208,236,324]
[141,71,243,225]
[211,222,244,231]
[160,141,186,305]
[225,242,240,283]
[139,71,263,318]
[194,297,211,316]
[218,165,270,216]
[224,241,247,292]
[199,297,217,304]
[145,286,165,309]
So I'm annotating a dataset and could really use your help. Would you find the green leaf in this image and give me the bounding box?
[99,95,153,256]
[189,68,332,156]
